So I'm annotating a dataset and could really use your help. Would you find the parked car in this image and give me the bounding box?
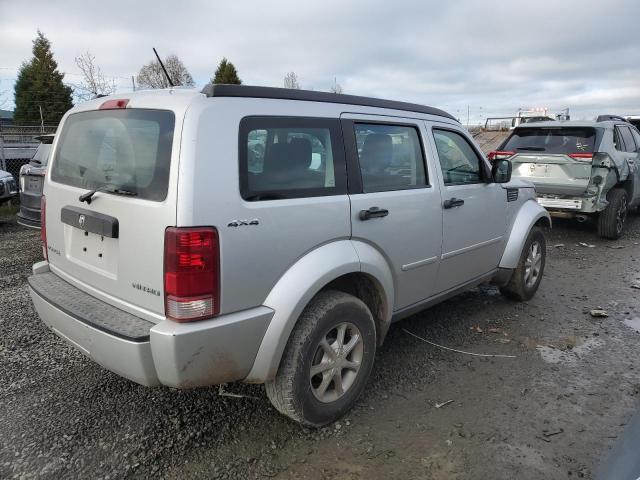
[0,169,18,205]
[17,134,55,228]
[489,120,640,239]
[626,115,640,131]
[28,86,550,426]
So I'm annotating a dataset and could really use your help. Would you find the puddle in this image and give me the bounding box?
[623,317,640,333]
[537,337,603,364]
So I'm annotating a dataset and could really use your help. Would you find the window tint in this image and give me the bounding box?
[354,123,426,193]
[433,129,483,185]
[503,127,596,154]
[51,109,175,201]
[613,128,624,151]
[618,126,637,153]
[240,117,345,200]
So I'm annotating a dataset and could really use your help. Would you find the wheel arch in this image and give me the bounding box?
[499,200,551,269]
[244,239,394,383]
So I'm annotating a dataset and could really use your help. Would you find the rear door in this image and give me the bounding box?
[44,100,182,322]
[427,123,506,293]
[342,114,443,310]
[616,125,640,203]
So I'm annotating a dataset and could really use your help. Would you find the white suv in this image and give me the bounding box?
[29,86,550,425]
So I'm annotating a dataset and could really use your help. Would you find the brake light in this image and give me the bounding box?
[41,196,48,260]
[568,153,593,160]
[488,150,515,161]
[164,227,219,322]
[99,99,129,110]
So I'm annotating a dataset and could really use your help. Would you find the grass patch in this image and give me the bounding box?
[0,202,19,216]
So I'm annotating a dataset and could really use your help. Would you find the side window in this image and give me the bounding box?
[240,117,346,200]
[619,126,637,153]
[433,129,483,185]
[613,127,626,151]
[354,123,426,193]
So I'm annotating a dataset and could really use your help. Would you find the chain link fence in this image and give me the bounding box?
[0,125,57,179]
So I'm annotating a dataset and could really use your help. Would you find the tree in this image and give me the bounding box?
[13,31,73,125]
[74,51,116,101]
[283,71,300,89]
[136,54,194,89]
[329,78,343,94]
[212,58,242,85]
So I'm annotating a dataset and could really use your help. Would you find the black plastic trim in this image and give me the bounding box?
[203,84,457,121]
[61,206,119,238]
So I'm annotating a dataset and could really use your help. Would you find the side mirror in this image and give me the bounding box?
[491,159,512,183]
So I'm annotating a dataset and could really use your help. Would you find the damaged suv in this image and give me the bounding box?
[492,121,640,239]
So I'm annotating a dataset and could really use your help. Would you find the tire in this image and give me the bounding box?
[265,290,377,426]
[598,188,628,239]
[500,227,546,301]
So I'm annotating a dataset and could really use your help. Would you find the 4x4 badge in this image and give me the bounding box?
[227,219,259,227]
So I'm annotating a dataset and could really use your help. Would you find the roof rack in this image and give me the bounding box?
[200,84,457,121]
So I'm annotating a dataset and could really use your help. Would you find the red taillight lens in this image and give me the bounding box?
[40,196,48,260]
[487,150,516,162]
[568,153,593,160]
[164,227,219,322]
[99,99,129,110]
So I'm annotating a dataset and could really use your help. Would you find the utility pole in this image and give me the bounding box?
[39,105,44,133]
[467,105,470,128]
[131,75,136,92]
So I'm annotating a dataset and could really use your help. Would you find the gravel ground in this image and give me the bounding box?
[1,210,639,479]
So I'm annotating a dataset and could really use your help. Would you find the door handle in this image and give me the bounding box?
[443,197,465,209]
[359,207,389,220]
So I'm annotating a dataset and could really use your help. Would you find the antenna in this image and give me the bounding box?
[153,47,174,87]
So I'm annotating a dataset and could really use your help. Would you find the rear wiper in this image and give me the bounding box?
[79,185,137,204]
[516,146,546,151]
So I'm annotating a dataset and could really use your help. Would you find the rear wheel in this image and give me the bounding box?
[500,227,546,301]
[265,290,376,426]
[598,188,628,239]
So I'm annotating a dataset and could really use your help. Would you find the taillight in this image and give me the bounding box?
[164,227,219,322]
[99,99,129,110]
[41,196,48,260]
[568,153,593,161]
[488,150,516,162]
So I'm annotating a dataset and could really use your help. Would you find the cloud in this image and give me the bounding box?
[1,0,639,121]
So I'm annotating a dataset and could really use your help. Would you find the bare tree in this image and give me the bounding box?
[283,71,300,89]
[74,51,116,101]
[329,77,343,94]
[137,54,195,89]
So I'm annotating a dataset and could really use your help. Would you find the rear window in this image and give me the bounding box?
[51,109,175,201]
[503,127,596,155]
[239,116,347,201]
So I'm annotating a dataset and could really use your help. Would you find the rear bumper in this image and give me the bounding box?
[536,194,601,214]
[17,208,41,229]
[28,262,273,387]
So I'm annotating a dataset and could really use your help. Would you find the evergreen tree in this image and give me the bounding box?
[212,58,242,85]
[13,31,73,125]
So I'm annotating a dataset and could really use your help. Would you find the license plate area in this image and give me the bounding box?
[536,197,583,210]
[65,226,119,278]
[27,176,42,192]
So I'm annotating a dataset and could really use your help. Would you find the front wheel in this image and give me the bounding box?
[265,290,376,426]
[500,227,546,301]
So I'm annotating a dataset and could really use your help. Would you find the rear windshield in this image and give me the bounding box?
[51,109,175,201]
[503,127,596,155]
[32,144,52,166]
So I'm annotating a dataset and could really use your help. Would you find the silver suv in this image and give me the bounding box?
[492,120,640,238]
[28,86,550,426]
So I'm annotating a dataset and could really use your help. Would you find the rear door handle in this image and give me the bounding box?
[359,207,389,220]
[443,198,465,209]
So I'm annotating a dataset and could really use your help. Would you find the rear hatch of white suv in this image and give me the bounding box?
[501,125,598,196]
[43,92,191,322]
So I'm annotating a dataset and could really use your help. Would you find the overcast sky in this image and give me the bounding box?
[1,0,639,123]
